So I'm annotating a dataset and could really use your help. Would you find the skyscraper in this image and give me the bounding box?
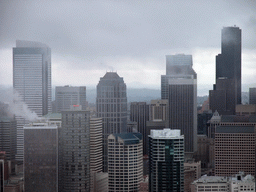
[55,85,86,112]
[108,133,143,192]
[130,102,149,154]
[210,26,242,115]
[59,106,90,192]
[161,54,194,100]
[161,54,197,155]
[23,122,58,192]
[149,129,184,192]
[96,72,127,172]
[13,40,52,161]
[13,40,52,116]
[89,117,104,192]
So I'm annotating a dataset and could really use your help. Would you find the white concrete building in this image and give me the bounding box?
[191,172,255,192]
[91,172,108,192]
[89,117,103,192]
[108,133,143,192]
[230,173,255,192]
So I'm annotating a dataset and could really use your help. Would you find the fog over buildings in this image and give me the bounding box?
[0,0,256,94]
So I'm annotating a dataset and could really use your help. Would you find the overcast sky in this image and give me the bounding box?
[0,0,256,95]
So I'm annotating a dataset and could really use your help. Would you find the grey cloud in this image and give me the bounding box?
[0,0,255,73]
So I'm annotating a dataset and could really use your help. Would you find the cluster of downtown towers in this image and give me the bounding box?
[11,26,241,191]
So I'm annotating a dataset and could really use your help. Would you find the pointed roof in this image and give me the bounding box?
[102,72,120,79]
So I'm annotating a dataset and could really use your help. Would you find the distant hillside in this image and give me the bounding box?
[86,88,161,104]
[87,88,209,106]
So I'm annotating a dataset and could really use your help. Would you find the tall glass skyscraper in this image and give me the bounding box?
[96,72,127,172]
[210,26,242,115]
[149,129,184,192]
[13,40,52,161]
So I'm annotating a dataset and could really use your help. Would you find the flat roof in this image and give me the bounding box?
[216,126,255,133]
[113,133,142,145]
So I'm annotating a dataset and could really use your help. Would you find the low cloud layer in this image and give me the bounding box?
[0,0,255,90]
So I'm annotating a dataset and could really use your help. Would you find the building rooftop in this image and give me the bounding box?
[193,173,255,185]
[149,128,183,139]
[16,40,49,48]
[102,72,120,79]
[0,116,15,122]
[98,72,125,86]
[24,121,57,129]
[43,113,62,120]
[112,132,142,145]
[193,175,229,184]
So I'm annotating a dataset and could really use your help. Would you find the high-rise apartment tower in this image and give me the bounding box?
[108,133,143,192]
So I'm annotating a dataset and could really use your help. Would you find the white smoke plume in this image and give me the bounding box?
[0,86,40,121]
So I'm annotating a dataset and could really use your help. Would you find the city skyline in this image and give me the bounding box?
[0,1,256,95]
[1,1,256,191]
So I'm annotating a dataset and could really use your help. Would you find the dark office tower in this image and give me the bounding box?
[249,88,256,104]
[130,102,149,154]
[162,54,197,155]
[96,72,127,172]
[59,106,90,192]
[149,129,184,192]
[55,85,86,112]
[13,40,52,161]
[168,79,197,156]
[24,122,58,192]
[210,26,242,115]
[216,26,241,83]
[0,117,16,162]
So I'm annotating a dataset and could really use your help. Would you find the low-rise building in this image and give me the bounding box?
[191,172,255,192]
